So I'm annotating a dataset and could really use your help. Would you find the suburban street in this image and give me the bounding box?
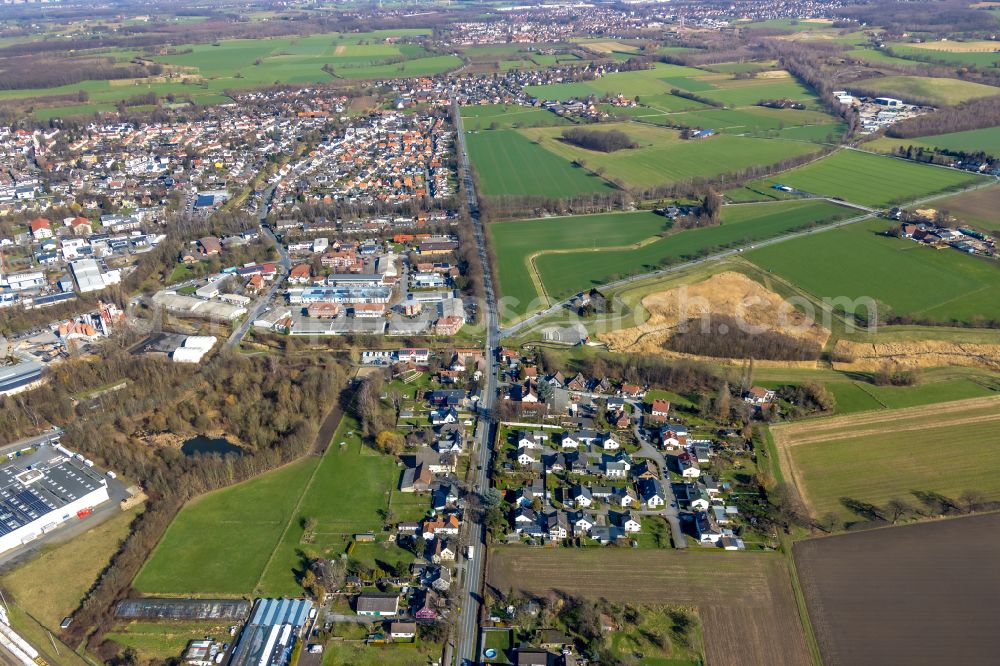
[224,185,287,351]
[453,99,500,666]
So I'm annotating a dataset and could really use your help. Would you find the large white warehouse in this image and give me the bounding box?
[0,445,110,555]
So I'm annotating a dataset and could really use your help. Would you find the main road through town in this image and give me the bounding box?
[452,100,500,666]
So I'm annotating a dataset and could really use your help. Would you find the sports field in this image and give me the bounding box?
[851,75,1000,105]
[134,417,406,597]
[746,217,1000,322]
[532,200,851,304]
[772,396,1000,521]
[866,125,1000,159]
[488,548,813,666]
[752,149,984,207]
[466,129,613,196]
[518,122,822,190]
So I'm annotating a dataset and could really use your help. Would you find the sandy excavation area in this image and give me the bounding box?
[833,339,1000,372]
[599,271,830,365]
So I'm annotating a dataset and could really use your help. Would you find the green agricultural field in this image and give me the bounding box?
[519,122,822,190]
[826,377,997,415]
[6,30,454,117]
[888,43,1000,69]
[774,396,1000,522]
[527,200,850,311]
[490,210,671,315]
[698,76,819,108]
[851,75,1000,105]
[461,104,570,130]
[746,217,1000,323]
[665,106,835,134]
[523,62,712,100]
[752,149,984,207]
[134,458,317,596]
[135,416,409,598]
[466,129,613,196]
[866,126,1000,159]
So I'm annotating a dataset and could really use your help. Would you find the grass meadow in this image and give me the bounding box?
[134,416,410,597]
[746,217,1000,323]
[851,75,1000,105]
[752,149,984,207]
[466,129,614,196]
[518,122,821,190]
[532,200,850,304]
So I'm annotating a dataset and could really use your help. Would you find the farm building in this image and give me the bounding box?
[0,443,110,555]
[228,598,313,666]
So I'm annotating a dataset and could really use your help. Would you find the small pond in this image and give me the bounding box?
[181,435,242,457]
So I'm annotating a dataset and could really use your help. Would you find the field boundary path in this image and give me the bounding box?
[501,177,996,338]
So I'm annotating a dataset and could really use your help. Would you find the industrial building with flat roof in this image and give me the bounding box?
[0,444,110,555]
[228,598,313,666]
[0,360,44,396]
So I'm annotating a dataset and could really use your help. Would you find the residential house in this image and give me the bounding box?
[356,593,400,617]
[29,218,52,239]
[569,485,593,508]
[649,398,670,423]
[744,386,775,405]
[677,451,700,479]
[389,621,417,639]
[639,477,665,509]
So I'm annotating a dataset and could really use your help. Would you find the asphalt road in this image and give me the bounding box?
[453,100,500,666]
[224,185,287,351]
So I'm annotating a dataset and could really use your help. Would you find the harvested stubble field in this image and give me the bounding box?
[771,395,1000,519]
[487,548,812,666]
[599,271,830,366]
[795,512,1000,666]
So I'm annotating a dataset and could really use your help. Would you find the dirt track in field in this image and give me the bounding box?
[488,548,813,666]
[795,513,1000,666]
